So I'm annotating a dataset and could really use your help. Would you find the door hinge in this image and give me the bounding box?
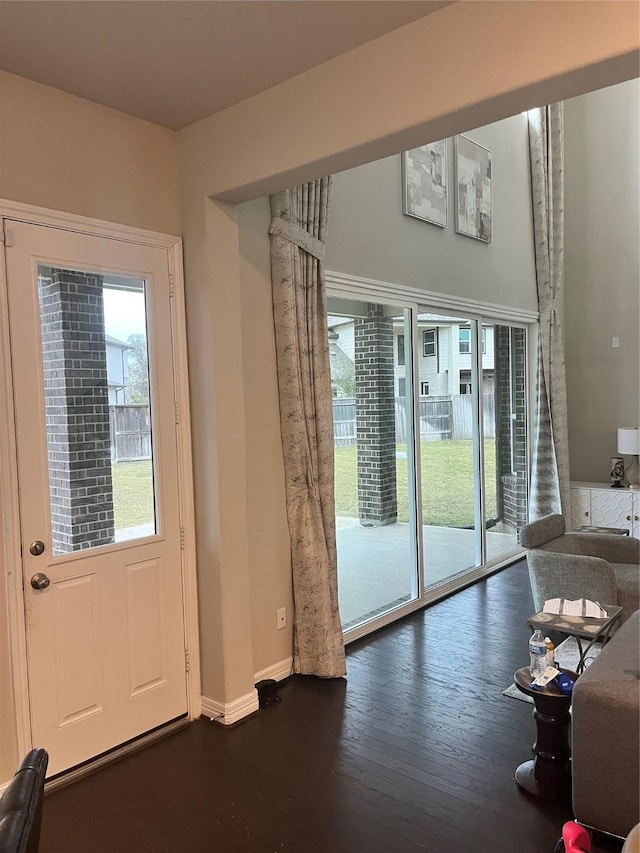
[0,229,14,248]
[169,274,175,297]
[179,527,185,550]
[175,402,180,424]
[184,649,191,673]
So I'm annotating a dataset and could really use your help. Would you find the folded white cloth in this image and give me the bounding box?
[543,598,607,618]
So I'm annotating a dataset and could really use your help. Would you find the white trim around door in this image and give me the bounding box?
[0,201,201,770]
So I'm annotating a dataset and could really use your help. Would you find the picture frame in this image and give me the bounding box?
[455,135,492,243]
[402,140,448,228]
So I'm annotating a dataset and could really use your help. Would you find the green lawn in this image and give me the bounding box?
[112,460,155,529]
[334,440,497,527]
[111,441,497,530]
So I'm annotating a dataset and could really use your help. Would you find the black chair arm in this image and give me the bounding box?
[0,749,49,853]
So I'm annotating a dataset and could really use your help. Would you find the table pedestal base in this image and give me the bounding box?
[513,667,575,803]
[515,759,571,802]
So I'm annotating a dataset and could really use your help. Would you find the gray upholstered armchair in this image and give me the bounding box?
[519,514,640,624]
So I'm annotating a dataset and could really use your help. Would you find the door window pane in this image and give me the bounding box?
[38,266,156,554]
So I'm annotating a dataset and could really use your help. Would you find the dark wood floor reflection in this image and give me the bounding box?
[40,560,622,852]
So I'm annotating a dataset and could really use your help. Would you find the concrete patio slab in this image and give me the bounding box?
[337,518,517,629]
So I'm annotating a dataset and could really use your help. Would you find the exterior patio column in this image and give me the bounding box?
[495,325,528,530]
[355,303,397,527]
[40,268,115,553]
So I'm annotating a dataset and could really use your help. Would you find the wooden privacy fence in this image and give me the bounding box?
[109,405,151,462]
[452,393,495,440]
[332,394,495,447]
[333,398,357,447]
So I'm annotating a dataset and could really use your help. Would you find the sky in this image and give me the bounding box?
[103,286,148,343]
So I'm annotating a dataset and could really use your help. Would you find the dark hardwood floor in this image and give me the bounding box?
[40,560,623,852]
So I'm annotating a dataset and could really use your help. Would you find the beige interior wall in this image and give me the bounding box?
[179,1,639,205]
[179,1,638,709]
[0,72,181,781]
[238,199,293,673]
[0,71,180,235]
[565,79,640,483]
[178,191,258,704]
[327,114,536,310]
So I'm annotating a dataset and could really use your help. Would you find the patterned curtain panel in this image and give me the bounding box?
[528,103,571,520]
[269,178,346,678]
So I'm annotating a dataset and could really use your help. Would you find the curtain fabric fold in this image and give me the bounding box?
[269,178,346,678]
[527,103,570,520]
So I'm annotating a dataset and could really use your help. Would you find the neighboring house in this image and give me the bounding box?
[328,315,494,398]
[105,334,129,404]
[394,317,494,397]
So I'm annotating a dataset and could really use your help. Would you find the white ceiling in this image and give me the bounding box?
[0,0,450,129]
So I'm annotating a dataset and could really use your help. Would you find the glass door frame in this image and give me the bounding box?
[327,291,424,643]
[413,304,534,605]
[327,272,537,644]
[414,305,484,588]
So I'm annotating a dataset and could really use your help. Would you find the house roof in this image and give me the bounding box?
[0,1,450,129]
[105,334,130,349]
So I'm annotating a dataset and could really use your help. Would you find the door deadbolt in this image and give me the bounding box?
[30,573,50,590]
[29,540,45,556]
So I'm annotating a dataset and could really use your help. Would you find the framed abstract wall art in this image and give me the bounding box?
[455,135,492,243]
[402,140,447,228]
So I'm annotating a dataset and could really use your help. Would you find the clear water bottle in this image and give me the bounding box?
[529,629,547,678]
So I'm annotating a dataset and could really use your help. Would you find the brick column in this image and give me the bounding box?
[355,304,397,526]
[40,269,115,553]
[495,326,528,529]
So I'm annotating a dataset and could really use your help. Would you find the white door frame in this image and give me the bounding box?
[0,200,201,762]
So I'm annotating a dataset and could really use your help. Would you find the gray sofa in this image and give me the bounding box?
[519,514,640,624]
[572,610,640,839]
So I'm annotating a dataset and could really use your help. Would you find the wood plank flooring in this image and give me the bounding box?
[40,560,623,852]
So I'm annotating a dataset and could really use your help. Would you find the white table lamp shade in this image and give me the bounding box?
[618,427,640,489]
[618,428,640,455]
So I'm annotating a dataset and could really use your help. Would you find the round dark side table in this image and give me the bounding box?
[513,666,578,802]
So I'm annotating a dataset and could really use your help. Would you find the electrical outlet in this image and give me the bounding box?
[276,607,287,630]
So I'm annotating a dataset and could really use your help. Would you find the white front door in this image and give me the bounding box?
[5,221,188,776]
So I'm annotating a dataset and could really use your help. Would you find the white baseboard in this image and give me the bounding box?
[201,689,259,726]
[254,657,293,683]
[200,658,292,726]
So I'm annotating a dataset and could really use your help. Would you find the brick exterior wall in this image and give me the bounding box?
[355,304,397,526]
[494,325,528,530]
[39,269,115,553]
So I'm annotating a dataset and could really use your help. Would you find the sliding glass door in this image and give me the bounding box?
[328,298,419,631]
[416,311,482,589]
[328,289,529,637]
[417,311,529,589]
